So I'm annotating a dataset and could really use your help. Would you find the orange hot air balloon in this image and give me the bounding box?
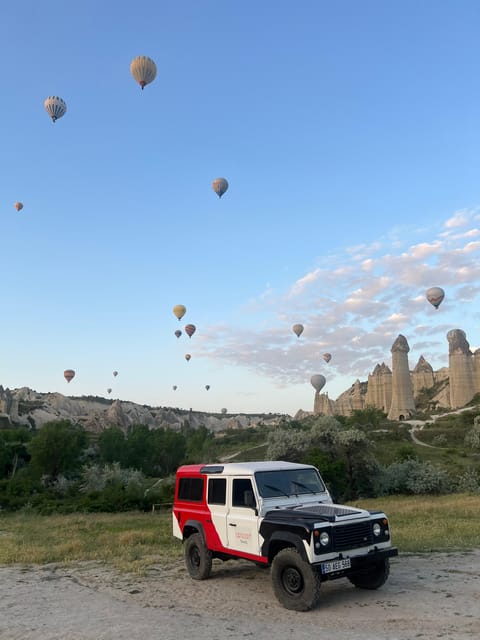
[14,202,23,212]
[174,329,182,338]
[64,369,75,383]
[292,323,304,338]
[173,304,186,321]
[185,354,191,362]
[184,324,196,338]
[212,177,229,198]
[322,353,332,363]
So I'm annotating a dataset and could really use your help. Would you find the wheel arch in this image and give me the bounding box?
[264,531,308,564]
[182,520,206,542]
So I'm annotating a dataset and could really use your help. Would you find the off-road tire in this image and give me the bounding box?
[348,558,390,590]
[271,547,321,611]
[185,533,212,580]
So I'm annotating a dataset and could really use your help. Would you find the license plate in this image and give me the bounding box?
[321,558,351,574]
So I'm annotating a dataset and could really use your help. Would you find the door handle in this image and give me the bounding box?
[229,523,237,527]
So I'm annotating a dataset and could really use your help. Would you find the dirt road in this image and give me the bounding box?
[1,550,479,640]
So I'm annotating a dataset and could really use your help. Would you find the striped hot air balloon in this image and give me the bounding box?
[130,56,157,90]
[44,96,67,122]
[184,324,196,338]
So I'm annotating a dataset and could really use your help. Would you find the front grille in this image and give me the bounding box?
[332,521,373,550]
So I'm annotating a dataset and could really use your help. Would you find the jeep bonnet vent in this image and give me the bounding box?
[200,465,224,474]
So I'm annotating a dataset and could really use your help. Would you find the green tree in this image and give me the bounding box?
[98,427,127,465]
[29,420,87,478]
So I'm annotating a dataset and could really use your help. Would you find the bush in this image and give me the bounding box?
[377,459,451,495]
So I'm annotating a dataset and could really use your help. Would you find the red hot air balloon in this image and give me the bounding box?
[323,353,332,363]
[184,324,196,338]
[14,202,23,212]
[64,369,75,383]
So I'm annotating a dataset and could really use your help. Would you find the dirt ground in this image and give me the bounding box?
[1,550,479,640]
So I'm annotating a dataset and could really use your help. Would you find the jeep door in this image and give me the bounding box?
[225,477,260,556]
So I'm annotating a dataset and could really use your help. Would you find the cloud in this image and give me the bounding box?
[198,208,480,399]
[444,210,470,229]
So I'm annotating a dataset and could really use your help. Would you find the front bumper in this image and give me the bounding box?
[316,546,398,581]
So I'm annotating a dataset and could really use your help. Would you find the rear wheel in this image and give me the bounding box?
[185,533,212,580]
[348,558,390,590]
[271,548,321,611]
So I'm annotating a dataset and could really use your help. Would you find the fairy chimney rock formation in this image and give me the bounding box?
[412,355,435,398]
[313,392,335,416]
[448,329,475,408]
[387,334,415,420]
[364,363,392,411]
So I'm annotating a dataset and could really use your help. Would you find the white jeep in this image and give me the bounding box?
[172,460,398,610]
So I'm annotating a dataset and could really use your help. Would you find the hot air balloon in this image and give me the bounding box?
[205,385,210,391]
[212,177,229,198]
[174,330,182,338]
[173,304,186,321]
[185,354,191,362]
[310,374,326,393]
[426,286,445,309]
[292,323,304,338]
[44,96,67,122]
[113,371,118,377]
[322,353,332,363]
[107,388,112,394]
[184,324,196,338]
[173,385,177,391]
[130,55,157,90]
[64,369,75,383]
[221,407,227,414]
[14,202,23,212]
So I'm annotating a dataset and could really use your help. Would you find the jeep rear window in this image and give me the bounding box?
[178,477,204,501]
[255,469,326,498]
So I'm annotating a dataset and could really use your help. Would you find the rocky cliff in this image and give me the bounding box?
[0,386,286,433]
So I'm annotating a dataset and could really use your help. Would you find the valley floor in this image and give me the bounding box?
[1,550,479,639]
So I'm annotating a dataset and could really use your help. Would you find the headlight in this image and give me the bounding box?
[373,523,382,537]
[319,531,330,546]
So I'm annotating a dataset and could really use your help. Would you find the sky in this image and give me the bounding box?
[1,1,479,416]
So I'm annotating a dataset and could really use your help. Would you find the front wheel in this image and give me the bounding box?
[184,533,212,580]
[271,548,321,611]
[348,558,390,590]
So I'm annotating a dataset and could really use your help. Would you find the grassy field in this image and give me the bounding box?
[0,493,479,573]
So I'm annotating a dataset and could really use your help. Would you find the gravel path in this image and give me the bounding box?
[1,550,479,640]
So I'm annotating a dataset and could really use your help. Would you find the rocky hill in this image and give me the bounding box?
[0,386,287,433]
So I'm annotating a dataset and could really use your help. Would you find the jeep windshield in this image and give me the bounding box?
[255,468,326,498]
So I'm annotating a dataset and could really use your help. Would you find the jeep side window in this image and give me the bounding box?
[232,478,256,508]
[177,477,204,501]
[208,478,226,505]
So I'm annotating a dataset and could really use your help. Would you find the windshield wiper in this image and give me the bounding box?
[263,483,290,497]
[290,480,316,494]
